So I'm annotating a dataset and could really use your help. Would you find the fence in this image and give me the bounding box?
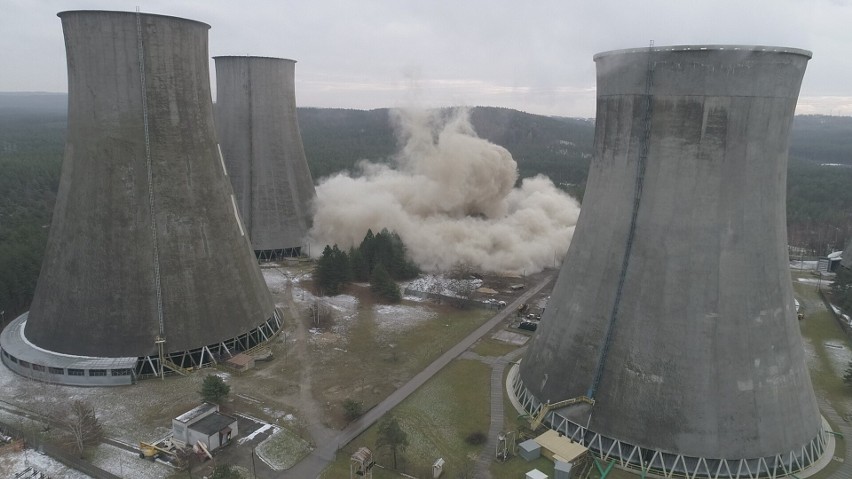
[0,419,122,479]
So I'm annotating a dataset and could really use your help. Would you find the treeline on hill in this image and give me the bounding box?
[298,106,595,200]
[314,229,419,302]
[790,115,852,166]
[786,158,852,254]
[1,91,852,316]
[0,94,65,319]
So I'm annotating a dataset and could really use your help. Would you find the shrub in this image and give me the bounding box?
[343,398,364,421]
[199,375,230,404]
[465,431,487,445]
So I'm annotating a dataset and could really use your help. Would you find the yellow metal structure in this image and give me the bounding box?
[138,441,176,459]
[529,396,595,431]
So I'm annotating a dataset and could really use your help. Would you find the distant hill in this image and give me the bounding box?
[790,115,852,165]
[2,91,849,168]
[298,105,595,198]
[0,92,67,115]
[0,91,850,263]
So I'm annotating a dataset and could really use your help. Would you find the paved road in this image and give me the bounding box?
[472,346,528,479]
[281,274,555,478]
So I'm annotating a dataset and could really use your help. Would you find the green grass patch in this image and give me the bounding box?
[492,455,554,478]
[794,279,852,416]
[321,358,491,478]
[313,304,492,427]
[255,427,313,470]
[472,337,521,357]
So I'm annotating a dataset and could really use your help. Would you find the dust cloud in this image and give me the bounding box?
[308,108,581,274]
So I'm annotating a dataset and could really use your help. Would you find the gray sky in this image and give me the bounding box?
[2,0,852,117]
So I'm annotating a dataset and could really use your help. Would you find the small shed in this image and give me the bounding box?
[519,438,541,461]
[555,460,574,479]
[526,469,548,479]
[172,403,238,452]
[534,429,588,463]
[432,457,445,478]
[225,353,255,371]
[188,411,237,451]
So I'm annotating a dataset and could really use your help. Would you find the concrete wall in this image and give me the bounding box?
[519,46,820,460]
[24,11,275,358]
[214,56,316,253]
[0,352,133,387]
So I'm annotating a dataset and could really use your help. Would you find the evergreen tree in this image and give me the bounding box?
[832,267,852,312]
[372,229,394,274]
[387,231,420,279]
[199,375,231,404]
[349,246,369,282]
[371,263,401,303]
[331,245,351,286]
[845,361,852,386]
[315,244,351,295]
[376,415,409,470]
[314,245,337,295]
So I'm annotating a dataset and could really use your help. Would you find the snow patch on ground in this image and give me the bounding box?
[405,274,483,298]
[0,362,206,446]
[89,442,173,478]
[0,448,92,479]
[790,260,818,270]
[261,407,292,420]
[238,423,279,445]
[325,294,359,312]
[262,269,290,293]
[797,277,833,286]
[373,304,436,333]
[254,428,312,471]
[823,341,852,378]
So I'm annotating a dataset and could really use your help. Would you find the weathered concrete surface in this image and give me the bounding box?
[519,46,820,460]
[24,11,274,357]
[214,56,316,254]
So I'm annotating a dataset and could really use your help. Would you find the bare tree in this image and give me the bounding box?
[61,400,103,458]
[448,262,476,280]
[308,299,334,328]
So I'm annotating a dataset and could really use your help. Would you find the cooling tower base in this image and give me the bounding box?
[0,311,282,386]
[506,363,832,479]
[256,247,302,262]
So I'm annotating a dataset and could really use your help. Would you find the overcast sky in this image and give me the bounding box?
[2,0,852,117]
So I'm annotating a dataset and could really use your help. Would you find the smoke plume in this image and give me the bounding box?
[308,108,581,274]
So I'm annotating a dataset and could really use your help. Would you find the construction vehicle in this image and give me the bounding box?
[138,440,178,461]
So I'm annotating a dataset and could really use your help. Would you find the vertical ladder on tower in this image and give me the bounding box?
[587,40,656,400]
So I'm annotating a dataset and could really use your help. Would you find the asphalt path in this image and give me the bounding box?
[281,273,555,478]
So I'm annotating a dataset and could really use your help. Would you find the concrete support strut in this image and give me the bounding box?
[1,11,277,386]
[214,56,316,258]
[517,45,823,475]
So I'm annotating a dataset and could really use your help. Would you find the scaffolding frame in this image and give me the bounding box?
[512,375,828,479]
[135,310,282,378]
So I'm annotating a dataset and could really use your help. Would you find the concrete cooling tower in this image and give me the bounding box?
[214,56,316,261]
[0,11,280,386]
[512,46,827,478]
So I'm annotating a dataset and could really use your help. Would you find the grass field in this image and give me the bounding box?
[321,358,491,478]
